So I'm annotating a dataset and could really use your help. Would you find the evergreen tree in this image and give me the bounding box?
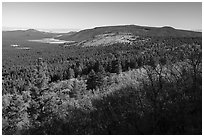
[74,61,83,77]
[147,56,156,68]
[32,58,50,90]
[87,69,104,90]
[130,58,138,69]
[112,59,122,74]
[107,61,112,73]
[68,68,75,79]
[97,61,106,75]
[27,58,50,131]
[70,80,78,98]
[87,69,97,90]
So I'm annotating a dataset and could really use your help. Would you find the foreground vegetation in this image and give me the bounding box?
[2,36,202,134]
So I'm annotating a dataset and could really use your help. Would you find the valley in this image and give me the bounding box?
[28,38,73,44]
[2,24,202,135]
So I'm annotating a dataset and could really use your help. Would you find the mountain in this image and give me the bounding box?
[2,25,201,48]
[64,31,77,35]
[54,31,77,38]
[2,29,58,41]
[58,25,202,42]
[192,29,202,32]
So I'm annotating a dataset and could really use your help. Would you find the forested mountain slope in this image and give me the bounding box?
[58,25,201,42]
[2,29,57,40]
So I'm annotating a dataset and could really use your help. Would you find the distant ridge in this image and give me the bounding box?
[2,29,60,41]
[58,25,202,42]
[192,29,202,32]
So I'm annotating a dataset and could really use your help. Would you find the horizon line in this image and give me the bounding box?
[2,24,202,33]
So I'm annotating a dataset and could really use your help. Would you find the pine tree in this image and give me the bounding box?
[107,61,112,73]
[74,61,83,77]
[87,69,97,90]
[32,58,50,90]
[147,56,156,69]
[112,59,122,74]
[87,69,104,90]
[27,58,50,130]
[97,61,106,75]
[70,80,78,98]
[68,68,75,79]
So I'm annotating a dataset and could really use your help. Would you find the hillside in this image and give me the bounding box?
[74,33,150,47]
[58,25,202,42]
[2,29,58,41]
[3,25,201,48]
[2,29,67,49]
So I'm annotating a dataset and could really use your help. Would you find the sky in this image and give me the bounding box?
[2,2,202,32]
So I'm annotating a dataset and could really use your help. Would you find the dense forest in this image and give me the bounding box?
[2,35,202,134]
